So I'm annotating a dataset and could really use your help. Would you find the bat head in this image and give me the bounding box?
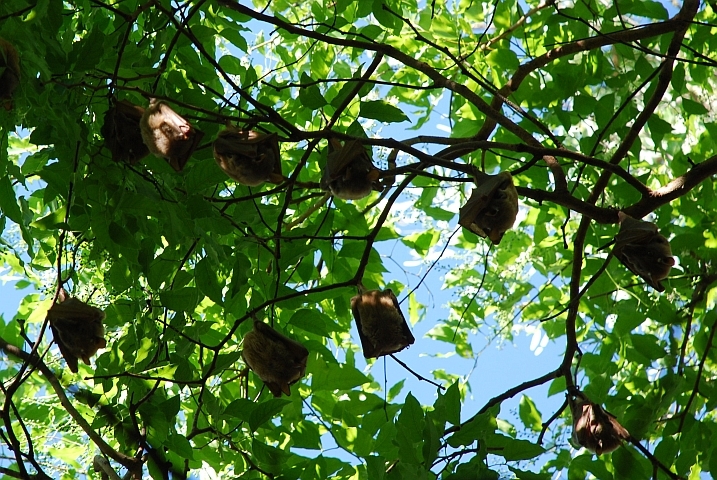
[459,172,519,245]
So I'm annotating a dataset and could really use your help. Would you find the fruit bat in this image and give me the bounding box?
[101,100,150,165]
[46,290,106,373]
[321,139,381,200]
[140,99,204,172]
[351,289,415,358]
[459,171,518,245]
[613,212,674,291]
[0,39,20,111]
[569,394,630,455]
[241,320,309,397]
[213,127,284,186]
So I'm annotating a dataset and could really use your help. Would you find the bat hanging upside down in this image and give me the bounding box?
[458,171,518,245]
[212,126,284,186]
[613,212,674,291]
[140,99,204,172]
[351,288,415,358]
[321,139,382,200]
[241,320,309,397]
[46,290,106,373]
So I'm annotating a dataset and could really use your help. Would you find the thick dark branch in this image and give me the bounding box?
[0,336,143,475]
[216,0,540,146]
[625,154,717,218]
[476,1,698,141]
[443,368,561,436]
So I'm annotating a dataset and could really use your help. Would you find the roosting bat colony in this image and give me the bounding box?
[0,33,675,455]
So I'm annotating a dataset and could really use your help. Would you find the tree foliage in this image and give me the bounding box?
[0,0,716,478]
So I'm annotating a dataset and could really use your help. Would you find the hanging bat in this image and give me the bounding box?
[241,320,309,397]
[46,290,106,373]
[613,212,674,291]
[0,39,20,111]
[458,171,518,245]
[569,394,630,455]
[140,99,204,172]
[213,127,284,186]
[351,288,415,358]
[101,100,150,165]
[321,139,381,200]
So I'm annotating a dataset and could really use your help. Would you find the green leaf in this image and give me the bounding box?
[613,446,647,479]
[447,410,497,448]
[682,98,709,116]
[486,48,519,72]
[434,381,461,426]
[422,415,440,466]
[168,432,194,459]
[160,287,200,312]
[630,334,666,360]
[508,467,551,480]
[371,0,399,31]
[249,398,290,431]
[518,395,542,432]
[108,221,138,249]
[359,100,410,123]
[312,362,370,391]
[74,28,106,71]
[30,205,66,230]
[0,176,22,225]
[289,308,332,337]
[402,230,439,256]
[299,73,327,109]
[195,257,224,305]
[497,436,545,461]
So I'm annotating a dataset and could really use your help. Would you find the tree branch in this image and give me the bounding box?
[0,336,143,476]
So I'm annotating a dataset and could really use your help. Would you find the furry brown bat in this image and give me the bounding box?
[46,290,106,373]
[321,139,381,200]
[140,99,204,172]
[569,394,630,455]
[0,39,20,110]
[458,171,518,245]
[242,320,309,397]
[101,100,150,165]
[613,212,674,292]
[213,127,284,186]
[351,289,415,358]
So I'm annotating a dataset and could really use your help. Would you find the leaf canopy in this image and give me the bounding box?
[0,0,715,479]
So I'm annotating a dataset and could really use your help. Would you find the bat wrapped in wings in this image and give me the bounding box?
[101,99,149,165]
[46,290,106,373]
[0,38,20,111]
[242,320,309,397]
[213,127,284,186]
[140,99,204,172]
[613,212,674,291]
[458,171,519,245]
[351,288,415,358]
[569,392,630,455]
[321,139,382,200]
